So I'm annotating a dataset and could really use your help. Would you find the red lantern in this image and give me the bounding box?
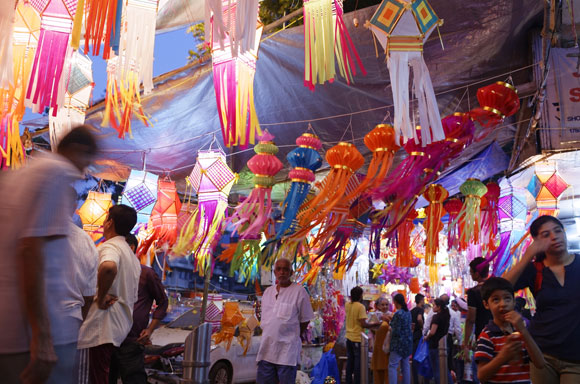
[469,82,520,128]
[409,277,420,294]
[481,181,501,253]
[444,198,463,251]
[441,113,475,156]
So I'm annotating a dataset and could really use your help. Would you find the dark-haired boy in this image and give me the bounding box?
[474,277,544,383]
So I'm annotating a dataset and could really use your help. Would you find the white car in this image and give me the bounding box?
[150,326,261,384]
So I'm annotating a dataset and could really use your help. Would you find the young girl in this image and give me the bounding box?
[388,294,412,384]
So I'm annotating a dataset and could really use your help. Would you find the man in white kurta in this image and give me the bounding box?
[256,258,314,384]
[77,205,141,384]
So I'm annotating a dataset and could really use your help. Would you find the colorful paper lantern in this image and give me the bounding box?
[101,56,151,139]
[82,0,122,59]
[100,0,158,138]
[444,197,463,251]
[0,1,15,89]
[78,191,113,240]
[486,183,527,276]
[137,179,182,263]
[346,124,399,200]
[210,0,263,148]
[121,169,159,223]
[173,149,237,274]
[367,0,444,145]
[450,179,488,249]
[469,82,520,130]
[423,184,448,265]
[49,51,94,149]
[230,131,283,238]
[397,209,418,267]
[26,0,77,115]
[409,277,420,294]
[303,0,366,90]
[212,301,244,351]
[480,181,500,254]
[0,3,40,169]
[295,142,364,236]
[528,162,569,217]
[271,132,323,242]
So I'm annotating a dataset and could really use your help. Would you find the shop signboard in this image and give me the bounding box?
[542,47,580,150]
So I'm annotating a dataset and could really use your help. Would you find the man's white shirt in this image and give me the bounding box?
[256,283,314,366]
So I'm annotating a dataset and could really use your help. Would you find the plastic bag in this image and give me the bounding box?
[310,351,340,384]
[413,337,429,363]
[413,337,433,379]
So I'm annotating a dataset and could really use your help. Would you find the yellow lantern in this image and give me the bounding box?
[78,191,113,240]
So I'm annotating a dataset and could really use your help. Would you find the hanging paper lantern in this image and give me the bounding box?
[212,301,244,351]
[480,181,500,254]
[137,179,182,263]
[423,184,448,265]
[100,0,158,138]
[295,142,364,236]
[121,169,159,223]
[397,209,418,267]
[441,113,475,157]
[0,0,15,89]
[444,198,463,251]
[49,51,94,149]
[78,191,113,240]
[230,131,283,237]
[486,183,527,276]
[82,0,122,59]
[366,0,444,145]
[210,0,263,148]
[346,124,399,199]
[26,0,78,115]
[469,82,520,130]
[0,3,40,169]
[101,56,151,139]
[303,0,366,90]
[528,162,569,217]
[451,179,488,250]
[173,150,237,274]
[409,277,420,294]
[271,132,323,242]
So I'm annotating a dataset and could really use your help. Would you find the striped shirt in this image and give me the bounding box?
[474,321,530,383]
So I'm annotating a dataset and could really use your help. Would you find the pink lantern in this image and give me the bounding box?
[173,149,237,275]
[26,0,77,115]
[210,0,263,148]
[230,130,283,238]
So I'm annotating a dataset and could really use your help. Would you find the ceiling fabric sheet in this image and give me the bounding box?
[79,1,542,195]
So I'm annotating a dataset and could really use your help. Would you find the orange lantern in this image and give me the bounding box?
[346,124,399,199]
[78,191,113,241]
[295,142,364,236]
[409,277,420,294]
[397,209,417,267]
[423,184,448,265]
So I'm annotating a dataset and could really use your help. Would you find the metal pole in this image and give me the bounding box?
[360,332,369,384]
[438,336,448,384]
[200,262,211,322]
